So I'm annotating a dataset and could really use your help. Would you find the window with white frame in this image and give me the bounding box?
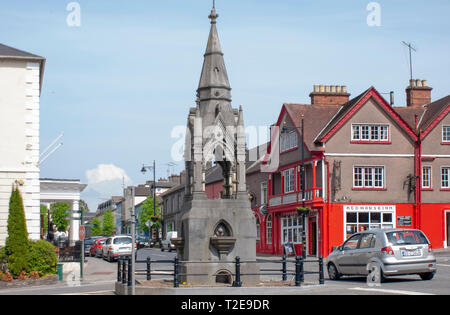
[280,131,298,152]
[266,215,272,244]
[354,166,385,188]
[283,168,296,193]
[256,216,260,241]
[281,215,302,244]
[443,126,450,143]
[261,182,268,205]
[442,167,450,189]
[352,124,390,142]
[422,166,432,189]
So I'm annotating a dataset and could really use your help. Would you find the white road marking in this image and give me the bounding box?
[349,287,434,295]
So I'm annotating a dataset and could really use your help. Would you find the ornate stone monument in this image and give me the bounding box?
[175,5,259,285]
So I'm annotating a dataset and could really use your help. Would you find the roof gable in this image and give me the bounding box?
[316,87,418,143]
[420,95,450,140]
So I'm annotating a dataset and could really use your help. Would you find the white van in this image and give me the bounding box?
[161,231,177,252]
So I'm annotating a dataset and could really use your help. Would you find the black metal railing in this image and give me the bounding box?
[117,255,325,289]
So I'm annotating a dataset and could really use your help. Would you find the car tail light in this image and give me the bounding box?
[109,246,113,250]
[428,244,432,253]
[381,246,394,256]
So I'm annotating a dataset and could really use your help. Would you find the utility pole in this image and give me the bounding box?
[131,186,136,295]
[402,41,417,82]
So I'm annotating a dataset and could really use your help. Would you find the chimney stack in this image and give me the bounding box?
[310,84,350,106]
[406,79,432,107]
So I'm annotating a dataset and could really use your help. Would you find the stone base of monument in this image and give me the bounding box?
[179,261,260,286]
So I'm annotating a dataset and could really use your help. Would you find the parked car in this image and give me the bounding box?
[326,229,436,282]
[161,231,177,252]
[84,238,94,256]
[90,237,108,257]
[102,236,133,262]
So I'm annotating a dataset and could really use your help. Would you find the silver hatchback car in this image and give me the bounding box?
[327,229,436,282]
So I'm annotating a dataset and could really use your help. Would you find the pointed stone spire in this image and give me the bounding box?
[198,5,231,100]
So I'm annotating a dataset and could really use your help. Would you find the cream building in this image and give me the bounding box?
[0,44,45,245]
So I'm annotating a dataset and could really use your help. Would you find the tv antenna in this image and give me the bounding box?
[402,41,417,82]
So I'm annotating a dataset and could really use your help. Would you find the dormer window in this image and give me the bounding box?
[352,124,390,143]
[280,131,298,152]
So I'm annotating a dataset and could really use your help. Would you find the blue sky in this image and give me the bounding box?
[1,0,449,211]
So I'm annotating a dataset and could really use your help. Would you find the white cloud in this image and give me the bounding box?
[86,164,132,185]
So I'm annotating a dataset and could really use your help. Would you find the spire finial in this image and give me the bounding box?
[209,1,219,24]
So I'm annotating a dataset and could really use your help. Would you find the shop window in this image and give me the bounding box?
[345,209,394,239]
[281,215,302,244]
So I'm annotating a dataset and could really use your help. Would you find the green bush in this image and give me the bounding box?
[26,240,58,277]
[5,187,29,277]
[0,247,7,273]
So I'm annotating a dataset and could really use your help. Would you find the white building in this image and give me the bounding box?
[0,44,46,245]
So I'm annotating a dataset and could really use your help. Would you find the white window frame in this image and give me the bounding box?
[443,126,450,143]
[351,123,390,142]
[422,166,432,189]
[266,215,273,244]
[261,182,268,205]
[442,167,450,189]
[281,215,302,245]
[283,168,296,193]
[353,166,385,189]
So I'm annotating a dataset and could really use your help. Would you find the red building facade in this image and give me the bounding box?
[252,82,450,258]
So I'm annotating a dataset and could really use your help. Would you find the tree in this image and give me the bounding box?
[5,186,29,277]
[139,195,161,234]
[40,204,48,236]
[51,203,70,232]
[79,200,90,213]
[91,217,102,236]
[102,209,115,236]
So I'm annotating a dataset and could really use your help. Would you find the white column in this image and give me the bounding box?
[70,200,80,245]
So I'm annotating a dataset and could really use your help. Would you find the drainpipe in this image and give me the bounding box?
[323,156,331,257]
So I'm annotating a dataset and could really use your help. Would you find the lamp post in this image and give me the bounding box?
[281,116,308,259]
[141,161,158,244]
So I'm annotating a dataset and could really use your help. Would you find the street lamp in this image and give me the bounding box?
[141,161,158,243]
[281,116,308,259]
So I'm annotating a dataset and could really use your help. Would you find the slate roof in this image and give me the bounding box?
[0,43,45,60]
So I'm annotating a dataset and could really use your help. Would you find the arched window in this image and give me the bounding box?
[255,216,260,241]
[266,215,272,244]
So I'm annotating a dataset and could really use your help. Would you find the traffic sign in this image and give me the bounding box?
[79,226,85,241]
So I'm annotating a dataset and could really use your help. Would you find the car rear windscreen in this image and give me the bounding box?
[114,237,132,245]
[386,231,429,245]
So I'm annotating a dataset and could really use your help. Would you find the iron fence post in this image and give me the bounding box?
[319,257,325,285]
[300,256,304,283]
[117,257,122,282]
[295,256,301,287]
[282,255,287,281]
[147,257,151,281]
[232,256,242,287]
[174,257,179,288]
[122,259,127,285]
[127,258,132,287]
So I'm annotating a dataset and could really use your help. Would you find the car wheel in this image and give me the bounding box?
[419,272,435,281]
[161,247,164,252]
[327,263,341,280]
